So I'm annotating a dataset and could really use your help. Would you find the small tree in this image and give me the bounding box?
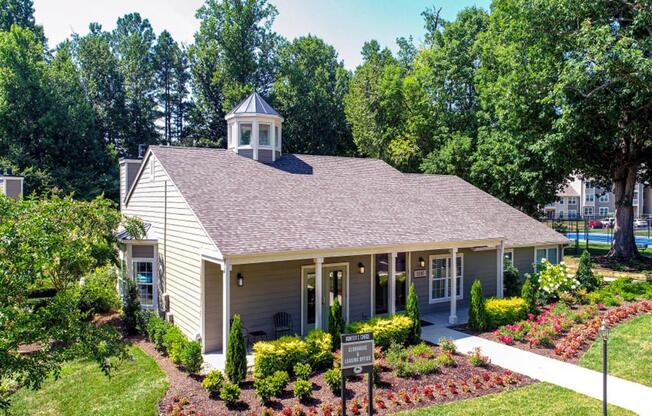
[576,250,599,291]
[521,276,537,314]
[328,298,345,350]
[468,279,488,331]
[406,284,421,344]
[503,260,521,297]
[225,314,247,384]
[122,275,142,334]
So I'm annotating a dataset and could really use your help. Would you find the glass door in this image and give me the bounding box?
[302,265,347,334]
[302,270,316,334]
[323,268,344,329]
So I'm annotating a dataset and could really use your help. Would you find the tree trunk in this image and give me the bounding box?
[608,166,639,260]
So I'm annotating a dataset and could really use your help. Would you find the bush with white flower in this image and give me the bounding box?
[536,259,580,303]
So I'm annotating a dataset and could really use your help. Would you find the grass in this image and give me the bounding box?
[580,315,652,387]
[9,346,168,416]
[396,382,634,416]
[563,243,652,280]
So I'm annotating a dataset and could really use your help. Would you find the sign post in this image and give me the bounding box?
[340,332,374,416]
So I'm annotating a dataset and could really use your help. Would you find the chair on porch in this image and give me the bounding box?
[272,312,293,338]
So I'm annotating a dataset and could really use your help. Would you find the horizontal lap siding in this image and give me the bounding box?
[123,155,215,340]
[513,247,535,277]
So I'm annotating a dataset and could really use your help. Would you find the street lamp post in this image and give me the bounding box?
[599,319,610,416]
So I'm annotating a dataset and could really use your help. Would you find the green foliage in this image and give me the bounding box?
[468,347,490,367]
[79,266,121,314]
[438,337,456,354]
[347,314,413,350]
[324,368,341,395]
[293,379,312,401]
[521,276,537,313]
[435,352,457,367]
[151,318,205,375]
[537,260,580,302]
[406,284,421,344]
[163,325,187,364]
[254,370,289,404]
[145,315,171,351]
[180,341,203,374]
[504,260,521,297]
[304,330,333,370]
[252,335,309,378]
[485,297,528,329]
[220,382,240,406]
[589,278,652,306]
[121,278,143,334]
[328,298,345,350]
[386,343,438,378]
[122,216,147,240]
[576,251,599,291]
[225,314,247,384]
[468,279,488,331]
[0,194,127,409]
[293,362,311,381]
[202,369,225,393]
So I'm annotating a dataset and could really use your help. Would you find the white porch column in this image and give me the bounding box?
[389,252,397,315]
[449,248,458,325]
[222,260,231,353]
[496,241,505,298]
[314,257,324,330]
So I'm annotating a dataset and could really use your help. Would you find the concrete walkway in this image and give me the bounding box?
[421,325,652,415]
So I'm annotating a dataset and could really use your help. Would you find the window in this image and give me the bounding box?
[239,123,252,146]
[585,188,595,203]
[395,253,407,312]
[633,188,640,205]
[374,254,388,314]
[429,254,463,303]
[535,247,559,268]
[559,211,565,219]
[275,125,281,150]
[598,207,609,216]
[584,207,594,216]
[504,250,514,264]
[259,124,270,146]
[598,193,609,203]
[558,197,565,205]
[133,260,154,307]
[568,209,577,218]
[567,197,578,205]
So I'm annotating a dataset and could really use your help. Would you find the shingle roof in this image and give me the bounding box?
[225,92,280,117]
[558,183,579,197]
[150,146,569,256]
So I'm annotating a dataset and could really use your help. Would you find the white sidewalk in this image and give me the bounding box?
[421,326,652,416]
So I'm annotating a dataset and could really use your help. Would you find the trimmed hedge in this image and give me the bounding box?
[485,297,528,329]
[144,315,203,373]
[253,330,332,379]
[347,314,413,349]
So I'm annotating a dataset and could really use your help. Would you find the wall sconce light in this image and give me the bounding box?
[357,262,365,274]
[237,272,244,287]
[419,257,425,268]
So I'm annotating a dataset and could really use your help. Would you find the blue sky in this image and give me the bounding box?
[34,0,490,69]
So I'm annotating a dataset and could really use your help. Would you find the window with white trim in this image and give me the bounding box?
[504,250,514,264]
[598,193,609,202]
[239,123,252,146]
[133,260,154,307]
[584,207,594,216]
[259,123,270,146]
[598,207,609,216]
[568,197,578,205]
[568,209,577,218]
[429,254,463,303]
[535,247,559,269]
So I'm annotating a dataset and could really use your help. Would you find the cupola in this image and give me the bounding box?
[225,92,283,162]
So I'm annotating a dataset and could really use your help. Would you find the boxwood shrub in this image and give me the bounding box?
[253,330,332,378]
[143,314,203,373]
[347,314,413,349]
[485,297,528,328]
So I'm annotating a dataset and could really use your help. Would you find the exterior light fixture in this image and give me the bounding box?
[237,272,244,287]
[419,257,425,268]
[600,319,609,416]
[358,262,365,274]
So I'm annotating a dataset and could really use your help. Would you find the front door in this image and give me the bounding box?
[301,264,347,334]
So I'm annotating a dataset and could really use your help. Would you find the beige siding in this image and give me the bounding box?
[204,261,223,352]
[123,153,216,341]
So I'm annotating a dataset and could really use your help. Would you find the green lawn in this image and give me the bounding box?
[396,382,634,416]
[9,346,168,416]
[580,315,652,387]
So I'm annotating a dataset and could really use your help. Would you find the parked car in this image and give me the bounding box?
[634,218,649,228]
[601,218,615,228]
[588,220,603,229]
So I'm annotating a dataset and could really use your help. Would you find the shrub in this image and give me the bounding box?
[537,260,580,302]
[324,368,341,395]
[435,352,456,367]
[254,370,289,404]
[468,279,488,331]
[253,336,309,378]
[79,266,121,314]
[504,261,521,297]
[522,276,537,313]
[386,343,438,378]
[467,347,490,367]
[202,370,225,393]
[122,278,143,334]
[180,340,203,373]
[220,382,240,406]
[293,362,311,380]
[305,330,333,370]
[486,297,528,328]
[328,298,345,350]
[163,325,187,364]
[293,379,312,401]
[590,278,652,304]
[406,284,421,344]
[576,250,599,290]
[226,314,247,384]
[146,315,170,351]
[437,337,456,354]
[347,314,413,350]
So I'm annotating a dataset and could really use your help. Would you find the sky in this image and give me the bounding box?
[34,0,491,69]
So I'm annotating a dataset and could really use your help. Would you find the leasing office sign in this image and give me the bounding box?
[340,332,374,376]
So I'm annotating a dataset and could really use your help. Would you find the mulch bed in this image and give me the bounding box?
[134,338,534,416]
[593,255,652,277]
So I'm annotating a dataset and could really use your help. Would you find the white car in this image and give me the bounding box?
[601,218,615,228]
[634,219,649,228]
